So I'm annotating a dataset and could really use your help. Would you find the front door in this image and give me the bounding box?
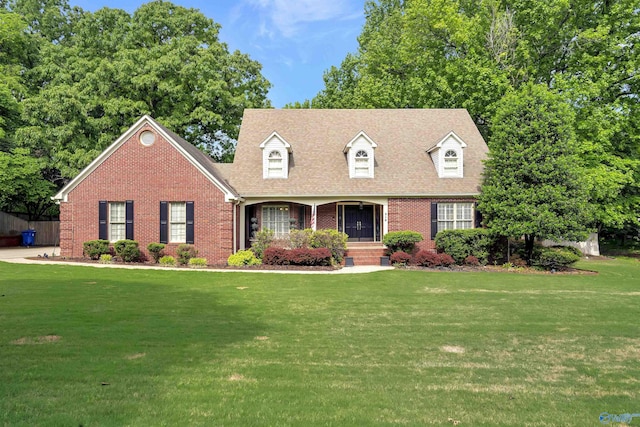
[344,205,374,242]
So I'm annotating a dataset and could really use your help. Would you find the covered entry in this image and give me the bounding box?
[338,203,381,242]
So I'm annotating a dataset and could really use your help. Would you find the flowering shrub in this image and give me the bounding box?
[390,251,412,266]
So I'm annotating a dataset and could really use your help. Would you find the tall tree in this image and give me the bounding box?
[310,0,639,236]
[13,0,271,186]
[478,84,591,262]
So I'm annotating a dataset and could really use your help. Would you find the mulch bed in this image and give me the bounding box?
[26,256,598,274]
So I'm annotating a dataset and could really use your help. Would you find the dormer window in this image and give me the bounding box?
[260,132,291,179]
[427,131,467,178]
[267,150,283,177]
[354,150,370,177]
[444,150,459,173]
[344,131,377,178]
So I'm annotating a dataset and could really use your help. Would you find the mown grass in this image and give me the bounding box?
[1,258,639,426]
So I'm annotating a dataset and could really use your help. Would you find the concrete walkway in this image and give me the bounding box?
[0,246,394,274]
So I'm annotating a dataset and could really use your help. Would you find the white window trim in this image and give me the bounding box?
[344,131,377,179]
[260,132,291,179]
[169,202,187,243]
[261,205,290,238]
[437,202,474,231]
[109,202,126,242]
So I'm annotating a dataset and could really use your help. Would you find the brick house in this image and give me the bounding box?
[54,109,488,265]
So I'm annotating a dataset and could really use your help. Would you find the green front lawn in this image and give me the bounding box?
[1,259,639,426]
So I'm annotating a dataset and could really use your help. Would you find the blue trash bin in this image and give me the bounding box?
[22,229,36,247]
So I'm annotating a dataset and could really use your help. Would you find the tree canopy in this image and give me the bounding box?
[309,0,639,236]
[0,0,271,218]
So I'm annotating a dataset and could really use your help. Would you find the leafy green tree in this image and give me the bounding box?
[310,0,639,237]
[478,84,592,263]
[0,148,55,220]
[13,0,271,185]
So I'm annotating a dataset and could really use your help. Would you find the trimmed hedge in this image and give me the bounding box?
[309,229,348,263]
[146,242,166,263]
[159,255,176,266]
[390,251,412,266]
[383,231,423,254]
[534,247,580,270]
[263,247,332,266]
[83,239,110,260]
[113,240,141,262]
[412,250,455,267]
[435,229,493,265]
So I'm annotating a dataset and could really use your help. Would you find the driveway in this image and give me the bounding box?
[0,246,58,260]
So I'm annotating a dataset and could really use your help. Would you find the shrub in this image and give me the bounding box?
[262,247,289,265]
[464,255,480,266]
[147,242,166,263]
[289,248,332,266]
[509,254,528,268]
[159,255,176,266]
[551,245,583,257]
[83,239,110,260]
[176,244,197,265]
[289,228,313,249]
[435,229,493,265]
[412,250,455,267]
[262,247,332,266]
[113,240,141,262]
[227,250,262,266]
[383,231,423,254]
[534,247,580,270]
[412,250,440,267]
[98,254,113,264]
[188,257,208,268]
[437,253,456,267]
[309,229,348,263]
[251,229,274,259]
[390,251,412,266]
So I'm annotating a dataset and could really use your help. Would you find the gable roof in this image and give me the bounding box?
[229,109,488,198]
[53,115,239,202]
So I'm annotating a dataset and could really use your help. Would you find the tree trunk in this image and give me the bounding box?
[524,234,536,265]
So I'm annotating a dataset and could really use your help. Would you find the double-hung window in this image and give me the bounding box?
[267,150,283,178]
[437,203,473,231]
[160,201,194,244]
[99,200,133,241]
[262,205,290,238]
[109,202,126,242]
[170,202,186,243]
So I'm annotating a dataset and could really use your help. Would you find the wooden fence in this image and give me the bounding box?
[0,212,60,246]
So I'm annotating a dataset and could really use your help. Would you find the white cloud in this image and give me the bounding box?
[246,0,359,38]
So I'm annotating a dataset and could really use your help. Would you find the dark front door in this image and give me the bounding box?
[344,205,374,241]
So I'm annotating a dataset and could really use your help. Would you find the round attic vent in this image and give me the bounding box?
[139,130,156,147]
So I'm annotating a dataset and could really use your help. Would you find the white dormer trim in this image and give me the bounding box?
[260,131,292,179]
[427,131,467,178]
[343,131,377,178]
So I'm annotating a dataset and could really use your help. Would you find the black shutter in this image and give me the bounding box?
[125,200,134,240]
[99,201,108,240]
[160,201,168,244]
[186,201,194,244]
[474,202,483,228]
[430,202,438,240]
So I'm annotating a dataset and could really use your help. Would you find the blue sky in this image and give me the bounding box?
[70,0,366,108]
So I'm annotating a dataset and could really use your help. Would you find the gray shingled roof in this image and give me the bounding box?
[228,109,488,197]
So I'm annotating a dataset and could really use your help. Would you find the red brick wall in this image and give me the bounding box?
[388,198,476,251]
[60,125,234,265]
[317,203,337,229]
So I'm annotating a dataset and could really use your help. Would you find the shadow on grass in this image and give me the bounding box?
[0,264,266,425]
